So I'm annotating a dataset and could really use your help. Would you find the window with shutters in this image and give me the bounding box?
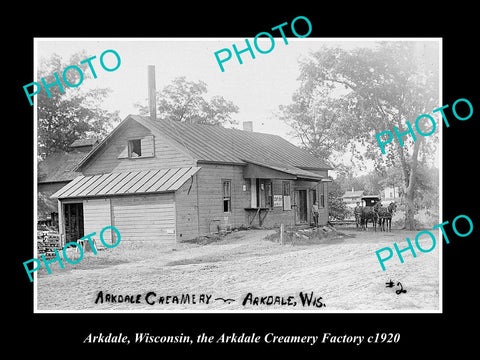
[120,135,155,159]
[128,139,142,157]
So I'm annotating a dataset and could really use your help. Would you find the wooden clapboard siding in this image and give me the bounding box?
[83,198,111,248]
[82,120,195,175]
[174,173,200,241]
[110,194,176,243]
[195,164,249,235]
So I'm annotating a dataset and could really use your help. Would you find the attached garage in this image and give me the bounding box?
[51,167,200,246]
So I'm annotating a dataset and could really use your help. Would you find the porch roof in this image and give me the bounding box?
[243,159,323,181]
[50,167,200,199]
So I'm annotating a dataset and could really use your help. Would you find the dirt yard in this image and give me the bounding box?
[35,226,440,312]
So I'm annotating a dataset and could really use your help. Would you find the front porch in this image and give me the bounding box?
[241,160,329,228]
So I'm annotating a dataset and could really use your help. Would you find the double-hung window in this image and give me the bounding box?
[223,180,231,213]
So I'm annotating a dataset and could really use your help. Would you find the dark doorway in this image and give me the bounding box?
[64,203,84,242]
[297,190,308,224]
[256,179,273,208]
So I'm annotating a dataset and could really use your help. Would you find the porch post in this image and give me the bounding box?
[57,199,65,247]
[250,178,257,208]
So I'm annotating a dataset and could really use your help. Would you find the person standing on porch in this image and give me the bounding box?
[312,201,319,227]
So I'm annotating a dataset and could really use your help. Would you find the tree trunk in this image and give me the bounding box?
[403,137,422,230]
[404,186,416,230]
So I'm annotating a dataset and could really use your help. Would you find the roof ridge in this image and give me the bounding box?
[135,114,285,137]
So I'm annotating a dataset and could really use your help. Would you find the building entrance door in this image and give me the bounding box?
[295,190,308,224]
[64,202,84,242]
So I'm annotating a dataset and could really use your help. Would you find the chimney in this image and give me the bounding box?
[147,65,156,120]
[243,121,253,132]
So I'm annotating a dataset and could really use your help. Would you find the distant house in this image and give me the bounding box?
[50,115,333,247]
[37,138,99,228]
[342,189,364,209]
[382,186,401,203]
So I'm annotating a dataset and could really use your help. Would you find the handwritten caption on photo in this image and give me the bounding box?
[94,290,325,308]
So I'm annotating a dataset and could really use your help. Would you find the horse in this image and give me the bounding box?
[360,206,378,231]
[377,202,397,232]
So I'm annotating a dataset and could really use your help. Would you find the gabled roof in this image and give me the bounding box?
[74,115,332,172]
[38,150,89,183]
[134,115,331,169]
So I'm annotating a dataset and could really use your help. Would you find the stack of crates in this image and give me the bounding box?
[37,233,61,260]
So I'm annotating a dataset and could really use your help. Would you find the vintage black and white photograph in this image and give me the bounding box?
[33,37,442,313]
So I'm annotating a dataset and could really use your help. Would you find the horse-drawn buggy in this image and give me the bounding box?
[354,195,397,232]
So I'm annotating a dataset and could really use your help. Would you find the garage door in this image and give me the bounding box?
[111,194,176,243]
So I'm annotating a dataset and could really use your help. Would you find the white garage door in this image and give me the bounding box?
[111,194,176,243]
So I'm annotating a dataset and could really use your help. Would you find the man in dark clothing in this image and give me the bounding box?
[354,201,363,228]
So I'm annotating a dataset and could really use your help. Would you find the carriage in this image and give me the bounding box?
[357,195,396,232]
[361,195,381,207]
[355,195,381,231]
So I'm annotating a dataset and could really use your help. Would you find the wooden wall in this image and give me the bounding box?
[81,194,177,245]
[82,120,195,175]
[254,179,295,227]
[194,164,249,235]
[83,198,111,249]
[175,174,200,241]
[110,194,176,243]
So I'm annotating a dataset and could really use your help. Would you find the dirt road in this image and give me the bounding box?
[35,228,439,312]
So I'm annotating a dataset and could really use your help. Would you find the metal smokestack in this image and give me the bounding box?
[148,65,156,120]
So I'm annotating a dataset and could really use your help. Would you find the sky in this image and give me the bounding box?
[35,38,440,176]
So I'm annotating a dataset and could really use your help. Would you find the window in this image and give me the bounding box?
[223,180,231,212]
[312,189,317,205]
[283,181,291,210]
[128,139,142,157]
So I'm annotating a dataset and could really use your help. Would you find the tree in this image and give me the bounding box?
[37,51,120,159]
[282,42,439,230]
[277,87,349,160]
[135,76,239,126]
[327,178,348,220]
